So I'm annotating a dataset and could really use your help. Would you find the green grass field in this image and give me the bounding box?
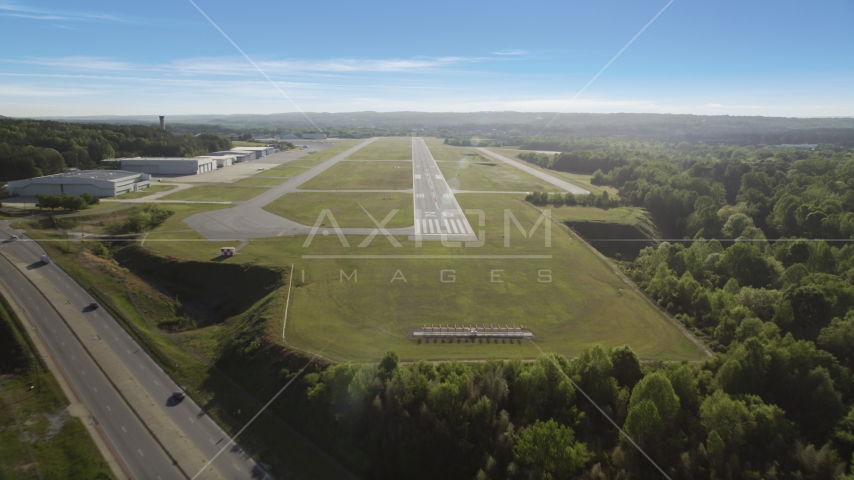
[116,184,177,199]
[489,148,619,195]
[296,140,362,162]
[0,297,111,479]
[260,166,309,176]
[263,192,413,228]
[284,158,324,168]
[298,161,412,190]
[346,137,412,160]
[144,194,704,363]
[423,137,489,161]
[160,185,269,202]
[232,176,292,186]
[436,161,553,192]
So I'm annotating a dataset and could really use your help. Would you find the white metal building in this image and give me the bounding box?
[226,149,259,160]
[301,133,327,139]
[209,151,251,163]
[7,170,151,197]
[118,157,217,175]
[197,155,237,168]
[231,146,275,157]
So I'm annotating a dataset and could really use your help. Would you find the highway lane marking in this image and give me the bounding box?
[154,380,159,385]
[93,387,97,392]
[121,426,127,433]
[138,449,144,457]
[188,416,194,423]
[106,405,111,412]
[233,463,240,471]
[71,355,75,360]
[81,370,86,376]
[52,329,56,333]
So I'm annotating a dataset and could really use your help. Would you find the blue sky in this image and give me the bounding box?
[1,0,852,117]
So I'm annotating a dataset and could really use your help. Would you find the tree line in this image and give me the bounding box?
[35,192,99,212]
[0,119,232,181]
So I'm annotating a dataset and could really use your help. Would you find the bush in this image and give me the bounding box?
[116,205,173,233]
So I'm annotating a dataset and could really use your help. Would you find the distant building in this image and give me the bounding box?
[7,170,151,197]
[280,134,299,140]
[197,155,237,168]
[301,133,327,139]
[118,157,217,175]
[209,151,251,163]
[231,146,275,157]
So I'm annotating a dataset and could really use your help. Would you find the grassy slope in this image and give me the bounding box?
[489,148,619,195]
[115,184,176,199]
[0,296,111,479]
[346,137,411,160]
[24,239,353,479]
[298,161,412,190]
[160,185,269,202]
[263,192,414,228]
[547,205,649,225]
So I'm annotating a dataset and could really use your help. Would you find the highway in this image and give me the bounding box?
[0,221,266,480]
[411,137,477,241]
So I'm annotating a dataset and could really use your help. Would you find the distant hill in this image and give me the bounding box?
[13,111,854,146]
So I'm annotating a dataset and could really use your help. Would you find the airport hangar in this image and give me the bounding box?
[6,170,151,197]
[118,157,217,175]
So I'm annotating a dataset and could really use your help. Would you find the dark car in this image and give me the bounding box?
[172,391,185,400]
[88,302,99,309]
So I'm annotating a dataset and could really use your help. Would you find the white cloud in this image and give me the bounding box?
[492,49,528,56]
[13,55,484,76]
[0,2,126,22]
[18,56,136,71]
[0,84,97,97]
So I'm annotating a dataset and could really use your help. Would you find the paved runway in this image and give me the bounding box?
[476,148,590,195]
[184,138,415,240]
[411,138,477,242]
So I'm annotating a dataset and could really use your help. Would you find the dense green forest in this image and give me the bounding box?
[0,119,231,181]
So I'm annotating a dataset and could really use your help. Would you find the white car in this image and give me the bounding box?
[9,235,18,241]
[41,255,51,264]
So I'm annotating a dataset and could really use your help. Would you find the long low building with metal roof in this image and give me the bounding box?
[118,157,217,175]
[7,170,151,197]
